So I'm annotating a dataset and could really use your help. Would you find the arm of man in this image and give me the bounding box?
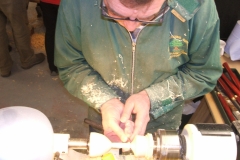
[54,0,128,142]
[121,0,222,139]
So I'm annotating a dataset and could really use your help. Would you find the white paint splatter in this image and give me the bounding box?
[119,54,123,64]
[107,75,128,88]
[81,83,109,107]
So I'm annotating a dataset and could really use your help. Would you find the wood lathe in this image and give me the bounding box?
[0,106,239,160]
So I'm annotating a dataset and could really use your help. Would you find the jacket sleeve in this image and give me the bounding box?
[145,1,222,119]
[54,0,119,110]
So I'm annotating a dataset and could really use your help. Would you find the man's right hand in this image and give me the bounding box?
[100,98,130,142]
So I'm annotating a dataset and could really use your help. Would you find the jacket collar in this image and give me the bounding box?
[167,0,204,21]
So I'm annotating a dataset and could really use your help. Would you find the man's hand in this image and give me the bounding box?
[100,98,129,142]
[120,90,150,141]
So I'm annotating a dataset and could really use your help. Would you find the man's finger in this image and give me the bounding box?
[110,122,129,142]
[104,131,121,142]
[130,112,148,140]
[124,120,134,137]
[120,102,134,123]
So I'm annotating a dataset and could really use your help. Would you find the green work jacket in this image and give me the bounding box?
[55,0,222,131]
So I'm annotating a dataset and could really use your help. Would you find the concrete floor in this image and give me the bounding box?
[0,2,89,138]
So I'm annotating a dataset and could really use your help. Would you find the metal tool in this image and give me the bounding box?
[217,91,236,122]
[223,62,240,90]
[84,118,103,131]
[218,77,240,111]
[221,73,240,97]
[233,111,240,120]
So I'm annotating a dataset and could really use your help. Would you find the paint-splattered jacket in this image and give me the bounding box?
[55,0,222,131]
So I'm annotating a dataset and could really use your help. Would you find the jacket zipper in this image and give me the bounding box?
[128,6,170,95]
[129,28,143,95]
[131,42,136,95]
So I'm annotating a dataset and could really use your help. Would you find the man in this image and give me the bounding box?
[0,0,45,77]
[55,0,222,142]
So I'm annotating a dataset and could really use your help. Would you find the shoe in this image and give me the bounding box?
[50,71,59,76]
[21,53,45,69]
[1,70,11,77]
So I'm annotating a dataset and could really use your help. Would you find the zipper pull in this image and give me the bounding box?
[132,42,136,53]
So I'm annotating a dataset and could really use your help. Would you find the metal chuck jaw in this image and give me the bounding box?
[152,123,237,160]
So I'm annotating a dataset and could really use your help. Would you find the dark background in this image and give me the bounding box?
[215,0,240,41]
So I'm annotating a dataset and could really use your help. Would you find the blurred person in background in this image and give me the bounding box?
[40,0,60,76]
[0,0,45,77]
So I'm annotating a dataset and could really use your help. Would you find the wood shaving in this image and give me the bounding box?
[31,33,45,50]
